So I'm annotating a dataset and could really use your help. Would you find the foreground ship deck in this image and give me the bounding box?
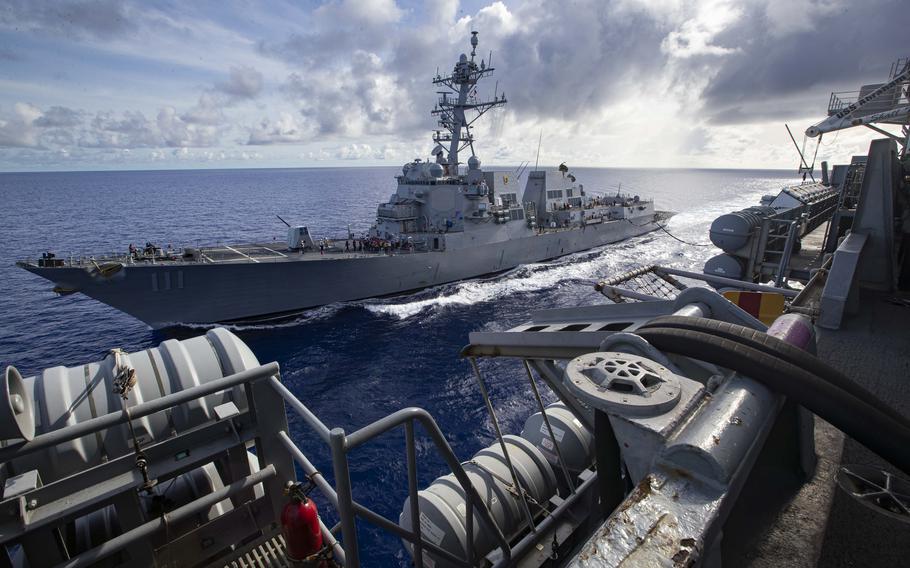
[2,254,907,567]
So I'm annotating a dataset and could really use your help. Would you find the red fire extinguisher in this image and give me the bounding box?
[281,481,325,565]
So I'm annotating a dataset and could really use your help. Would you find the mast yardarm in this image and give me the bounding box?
[431,31,507,174]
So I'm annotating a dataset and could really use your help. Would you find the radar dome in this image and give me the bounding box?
[468,155,481,170]
[429,163,444,177]
[459,54,468,63]
[402,163,412,176]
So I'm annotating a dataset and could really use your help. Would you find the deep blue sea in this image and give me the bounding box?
[0,166,798,564]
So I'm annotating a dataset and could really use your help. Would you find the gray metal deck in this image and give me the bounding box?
[731,288,910,567]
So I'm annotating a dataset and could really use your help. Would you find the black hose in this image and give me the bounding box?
[637,316,910,431]
[633,326,910,475]
[594,411,624,518]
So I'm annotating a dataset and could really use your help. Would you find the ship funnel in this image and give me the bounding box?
[0,366,35,441]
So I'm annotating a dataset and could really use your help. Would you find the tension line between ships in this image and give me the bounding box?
[17,32,668,330]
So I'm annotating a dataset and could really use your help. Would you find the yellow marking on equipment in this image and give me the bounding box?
[722,291,786,325]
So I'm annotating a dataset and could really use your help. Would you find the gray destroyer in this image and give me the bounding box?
[17,33,667,329]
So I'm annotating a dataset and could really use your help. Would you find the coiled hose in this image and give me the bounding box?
[630,320,910,475]
[639,316,910,430]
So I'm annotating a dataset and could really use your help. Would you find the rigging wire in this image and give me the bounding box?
[625,219,712,247]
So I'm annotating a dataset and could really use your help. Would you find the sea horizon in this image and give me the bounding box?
[0,163,798,175]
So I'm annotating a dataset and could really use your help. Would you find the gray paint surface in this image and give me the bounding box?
[23,216,658,328]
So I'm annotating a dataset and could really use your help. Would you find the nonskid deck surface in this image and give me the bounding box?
[18,241,428,268]
[20,217,672,269]
[191,243,420,264]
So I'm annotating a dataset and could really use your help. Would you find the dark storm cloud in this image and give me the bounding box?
[256,0,672,141]
[256,0,907,135]
[487,3,668,120]
[699,0,908,124]
[0,0,135,40]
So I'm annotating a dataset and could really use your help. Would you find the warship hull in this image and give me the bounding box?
[21,216,662,328]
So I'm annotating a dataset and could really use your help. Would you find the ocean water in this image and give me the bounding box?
[0,166,798,563]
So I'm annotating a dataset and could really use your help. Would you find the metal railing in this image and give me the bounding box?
[827,87,907,117]
[3,347,600,567]
[267,376,511,567]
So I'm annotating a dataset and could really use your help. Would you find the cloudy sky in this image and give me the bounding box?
[0,0,905,171]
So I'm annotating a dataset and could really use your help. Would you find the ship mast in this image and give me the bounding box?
[431,31,507,174]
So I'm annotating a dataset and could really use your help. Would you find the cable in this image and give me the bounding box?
[638,316,910,430]
[634,326,910,475]
[655,222,713,247]
[625,218,712,247]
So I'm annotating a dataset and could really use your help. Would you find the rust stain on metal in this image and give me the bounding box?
[673,538,699,567]
[617,512,687,567]
[617,475,655,514]
[668,467,692,480]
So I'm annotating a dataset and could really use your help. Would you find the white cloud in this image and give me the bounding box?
[660,0,742,58]
[313,0,404,26]
[247,112,311,145]
[0,103,44,147]
[0,0,903,170]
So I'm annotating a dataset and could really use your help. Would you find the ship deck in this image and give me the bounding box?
[733,288,910,567]
[20,214,671,270]
[787,223,829,278]
[17,242,429,269]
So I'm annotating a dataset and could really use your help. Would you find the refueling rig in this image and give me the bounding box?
[1,58,908,568]
[704,56,910,292]
[2,256,908,567]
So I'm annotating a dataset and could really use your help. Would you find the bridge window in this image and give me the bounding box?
[546,190,563,199]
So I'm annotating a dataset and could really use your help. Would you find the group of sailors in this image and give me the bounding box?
[550,196,630,212]
[128,242,175,260]
[312,237,416,256]
[353,238,415,254]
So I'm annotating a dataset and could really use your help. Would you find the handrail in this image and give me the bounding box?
[344,406,510,562]
[56,466,277,568]
[270,376,332,443]
[0,362,279,463]
[269,381,513,568]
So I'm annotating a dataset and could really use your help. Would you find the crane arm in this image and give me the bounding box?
[806,64,910,137]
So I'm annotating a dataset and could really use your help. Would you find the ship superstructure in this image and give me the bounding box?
[17,33,666,329]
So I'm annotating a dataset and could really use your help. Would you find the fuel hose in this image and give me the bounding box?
[631,325,910,475]
[637,315,910,432]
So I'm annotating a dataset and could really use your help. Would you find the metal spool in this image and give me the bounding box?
[703,253,745,281]
[399,435,556,567]
[10,328,260,483]
[72,462,232,553]
[709,206,777,252]
[520,402,593,481]
[564,352,682,417]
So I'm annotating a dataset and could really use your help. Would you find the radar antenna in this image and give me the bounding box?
[431,32,507,173]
